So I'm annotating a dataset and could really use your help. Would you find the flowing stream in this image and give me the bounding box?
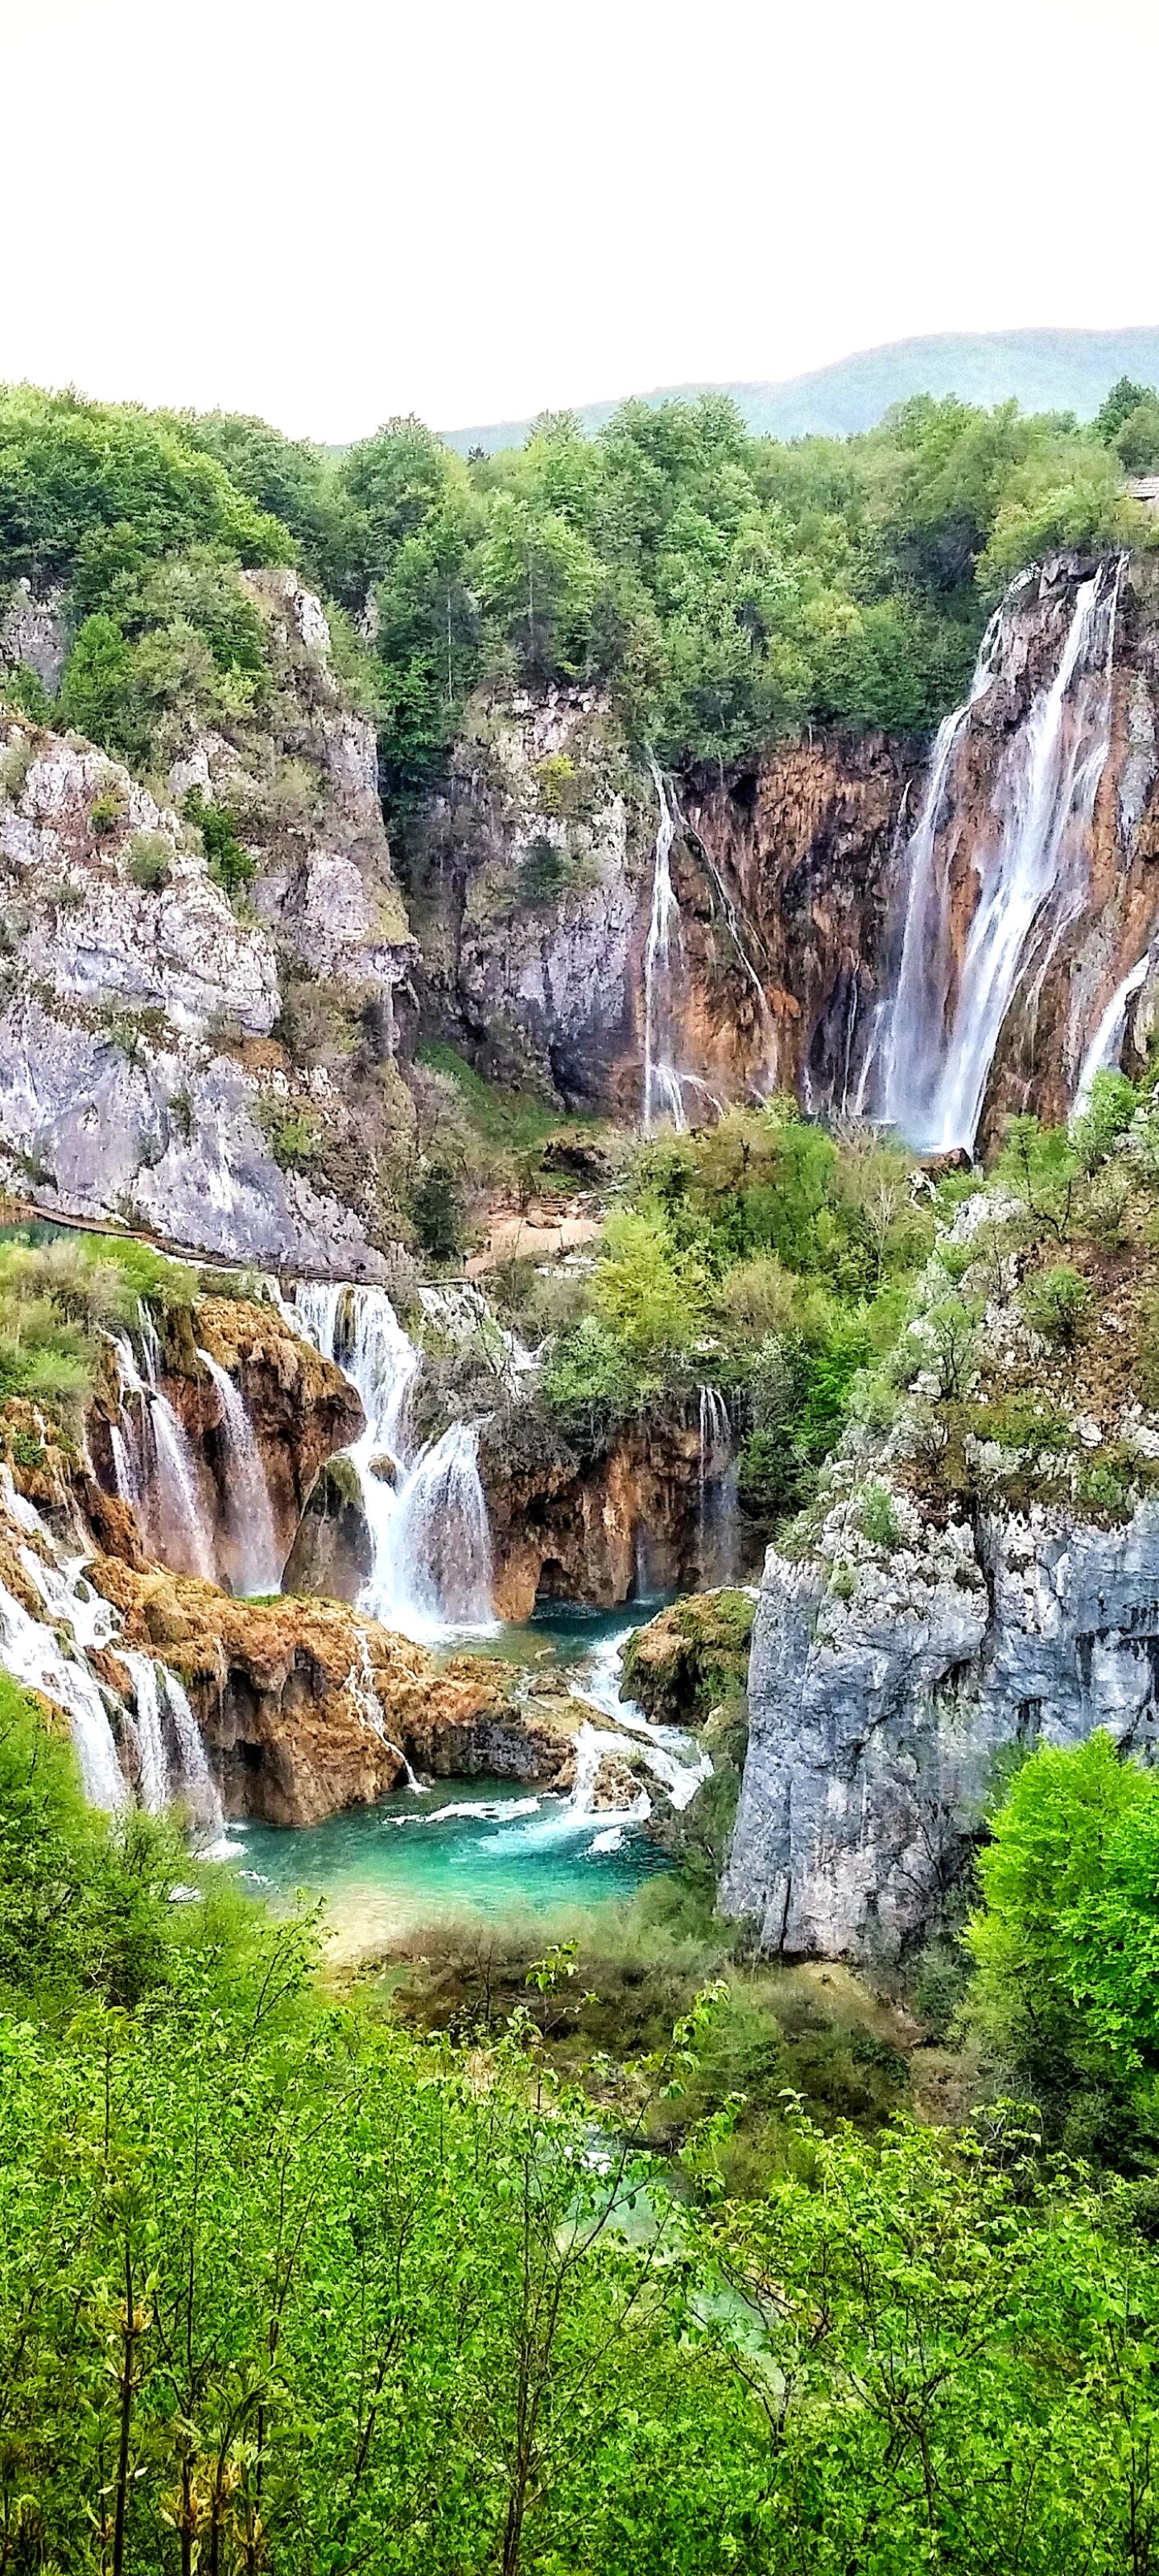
[882,560,1123,1154]
[229,1604,707,1945]
[289,1282,496,1641]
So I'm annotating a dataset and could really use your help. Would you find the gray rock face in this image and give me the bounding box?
[403,688,652,1112]
[0,991,388,1275]
[722,1497,1159,1962]
[1,582,68,694]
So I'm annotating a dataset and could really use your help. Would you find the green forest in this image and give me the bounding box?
[2,372,1153,812]
[4,1651,1159,2574]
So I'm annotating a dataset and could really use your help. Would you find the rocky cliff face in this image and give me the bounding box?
[723,1491,1159,1963]
[0,576,415,1275]
[401,683,912,1125]
[479,1403,710,1618]
[400,552,1159,1149]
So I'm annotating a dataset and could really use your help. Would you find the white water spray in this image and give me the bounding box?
[883,563,1122,1154]
[289,1283,495,1642]
[110,1318,216,1581]
[1072,952,1151,1118]
[196,1348,281,1596]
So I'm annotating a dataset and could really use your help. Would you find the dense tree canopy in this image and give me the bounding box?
[0,378,1148,805]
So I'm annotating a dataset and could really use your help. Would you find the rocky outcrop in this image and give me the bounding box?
[621,1588,755,1726]
[480,1403,708,1619]
[402,683,913,1125]
[399,687,653,1113]
[0,568,417,1275]
[88,1555,584,1825]
[721,1492,1159,1963]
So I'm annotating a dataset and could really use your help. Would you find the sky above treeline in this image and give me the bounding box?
[6,0,1159,443]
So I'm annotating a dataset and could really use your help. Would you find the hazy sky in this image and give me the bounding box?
[6,0,1157,441]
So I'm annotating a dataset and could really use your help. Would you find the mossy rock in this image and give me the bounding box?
[621,1587,755,1727]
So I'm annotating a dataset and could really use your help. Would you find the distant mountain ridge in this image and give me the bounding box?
[440,326,1159,455]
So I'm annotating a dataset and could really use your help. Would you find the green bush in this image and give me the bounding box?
[1021,1261,1092,1351]
[125,829,171,890]
[183,788,255,896]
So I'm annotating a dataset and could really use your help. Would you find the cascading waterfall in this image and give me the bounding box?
[1072,952,1151,1117]
[195,1347,281,1596]
[110,1315,216,1580]
[882,561,1123,1154]
[0,1475,222,1826]
[0,1573,126,1809]
[696,1385,739,1585]
[288,1282,495,1642]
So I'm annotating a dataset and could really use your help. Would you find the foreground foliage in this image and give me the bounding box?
[4,1682,1159,2572]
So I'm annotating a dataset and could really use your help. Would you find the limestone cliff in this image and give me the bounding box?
[721,1112,1159,1962]
[0,573,415,1275]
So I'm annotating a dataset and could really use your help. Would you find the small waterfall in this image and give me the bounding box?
[288,1282,495,1642]
[882,561,1122,1154]
[110,1319,216,1582]
[1072,952,1150,1117]
[120,1649,224,1834]
[0,1575,126,1809]
[196,1348,281,1596]
[386,1421,494,1634]
[696,1385,739,1585]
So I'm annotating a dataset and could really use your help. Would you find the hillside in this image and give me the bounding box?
[441,323,1159,454]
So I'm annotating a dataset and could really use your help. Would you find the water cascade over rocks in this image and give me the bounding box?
[696,1386,739,1586]
[195,1346,282,1597]
[882,559,1124,1154]
[288,1283,496,1642]
[642,758,690,1130]
[110,1318,216,1582]
[1073,950,1153,1116]
[0,1471,222,1826]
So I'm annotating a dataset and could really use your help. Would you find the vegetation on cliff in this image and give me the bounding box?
[3,380,1147,826]
[530,1101,934,1530]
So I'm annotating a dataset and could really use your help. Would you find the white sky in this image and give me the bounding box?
[5,0,1157,442]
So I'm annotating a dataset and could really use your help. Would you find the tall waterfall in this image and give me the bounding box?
[196,1347,281,1596]
[289,1282,495,1642]
[110,1315,216,1581]
[882,560,1123,1154]
[696,1385,739,1585]
[642,758,689,1130]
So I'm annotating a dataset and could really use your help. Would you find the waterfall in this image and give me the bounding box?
[882,561,1122,1154]
[119,1650,224,1834]
[288,1282,496,1642]
[696,1385,739,1585]
[642,758,692,1131]
[1072,952,1150,1117]
[0,1475,224,1827]
[110,1317,216,1581]
[0,1575,126,1809]
[196,1348,281,1596]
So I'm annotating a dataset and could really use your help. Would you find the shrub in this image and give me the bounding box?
[260,1103,321,1173]
[410,1158,465,1261]
[857,1477,901,1549]
[1021,1262,1092,1351]
[184,788,256,896]
[125,830,172,890]
[87,782,126,837]
[589,1208,709,1363]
